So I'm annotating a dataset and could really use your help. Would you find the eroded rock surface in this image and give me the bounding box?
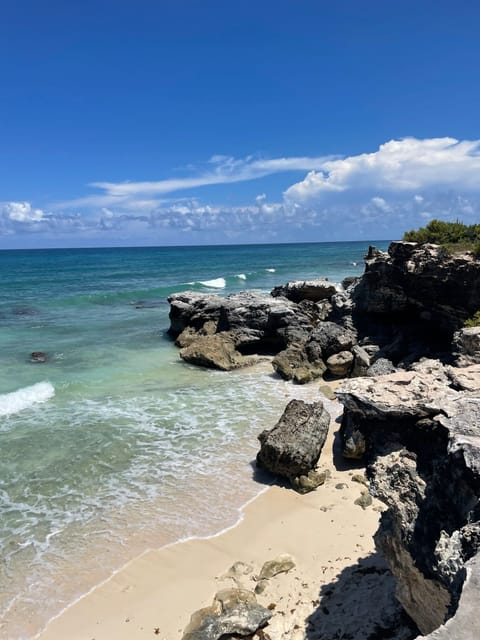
[256,399,330,482]
[336,364,480,636]
[182,588,272,640]
[270,279,336,303]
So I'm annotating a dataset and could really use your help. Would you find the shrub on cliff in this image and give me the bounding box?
[403,219,480,254]
[464,311,480,328]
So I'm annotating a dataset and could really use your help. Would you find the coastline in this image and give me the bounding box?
[37,393,386,640]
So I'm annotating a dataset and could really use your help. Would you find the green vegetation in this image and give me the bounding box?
[464,311,480,328]
[403,220,480,256]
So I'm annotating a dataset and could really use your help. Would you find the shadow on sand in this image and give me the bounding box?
[305,553,419,640]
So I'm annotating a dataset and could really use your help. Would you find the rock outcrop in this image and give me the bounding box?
[352,242,480,336]
[256,399,330,485]
[336,363,480,636]
[270,279,336,303]
[168,291,318,370]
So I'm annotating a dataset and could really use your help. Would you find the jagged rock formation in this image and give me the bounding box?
[270,279,336,303]
[336,362,480,636]
[168,291,317,368]
[351,242,480,346]
[256,399,330,485]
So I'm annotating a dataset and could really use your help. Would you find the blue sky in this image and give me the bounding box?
[1,1,479,248]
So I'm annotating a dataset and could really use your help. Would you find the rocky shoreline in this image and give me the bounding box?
[168,242,480,640]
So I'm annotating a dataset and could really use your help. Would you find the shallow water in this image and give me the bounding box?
[0,241,389,638]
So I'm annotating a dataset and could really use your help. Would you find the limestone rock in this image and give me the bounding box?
[291,469,328,494]
[326,350,354,377]
[352,242,480,334]
[272,342,326,384]
[256,399,330,480]
[179,332,251,371]
[453,326,480,365]
[182,588,272,640]
[258,554,295,580]
[354,491,373,509]
[367,357,396,377]
[336,367,480,636]
[336,370,457,421]
[168,290,311,354]
[271,279,336,303]
[351,344,371,377]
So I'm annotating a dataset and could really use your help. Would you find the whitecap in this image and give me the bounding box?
[199,278,226,289]
[236,274,247,280]
[0,381,55,417]
[265,268,276,273]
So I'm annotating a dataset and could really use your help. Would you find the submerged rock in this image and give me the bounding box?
[256,399,330,481]
[30,351,48,363]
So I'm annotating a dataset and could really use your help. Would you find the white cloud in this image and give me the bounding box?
[2,201,45,222]
[4,137,480,246]
[285,137,480,202]
[59,154,335,208]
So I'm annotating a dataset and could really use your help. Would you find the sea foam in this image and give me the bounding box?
[0,381,55,417]
[199,277,226,289]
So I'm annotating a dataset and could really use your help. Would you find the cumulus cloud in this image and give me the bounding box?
[2,201,46,223]
[3,137,480,246]
[285,137,480,202]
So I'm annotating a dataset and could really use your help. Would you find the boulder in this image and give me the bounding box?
[179,332,251,371]
[272,342,326,384]
[326,350,354,377]
[306,321,356,359]
[271,279,336,303]
[256,399,330,480]
[182,588,272,640]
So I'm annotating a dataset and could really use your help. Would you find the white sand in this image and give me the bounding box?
[38,406,386,640]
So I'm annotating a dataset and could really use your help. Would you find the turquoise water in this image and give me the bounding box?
[0,241,388,638]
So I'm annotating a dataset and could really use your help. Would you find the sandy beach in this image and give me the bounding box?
[37,398,389,640]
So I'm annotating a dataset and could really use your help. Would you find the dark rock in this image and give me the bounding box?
[352,242,480,336]
[181,588,272,640]
[256,399,330,480]
[306,321,356,359]
[452,326,480,366]
[31,351,48,363]
[341,275,361,290]
[168,290,312,354]
[271,279,336,303]
[336,367,480,635]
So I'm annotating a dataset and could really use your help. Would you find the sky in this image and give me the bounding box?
[1,0,479,248]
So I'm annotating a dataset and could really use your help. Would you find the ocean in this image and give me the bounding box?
[0,241,389,638]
